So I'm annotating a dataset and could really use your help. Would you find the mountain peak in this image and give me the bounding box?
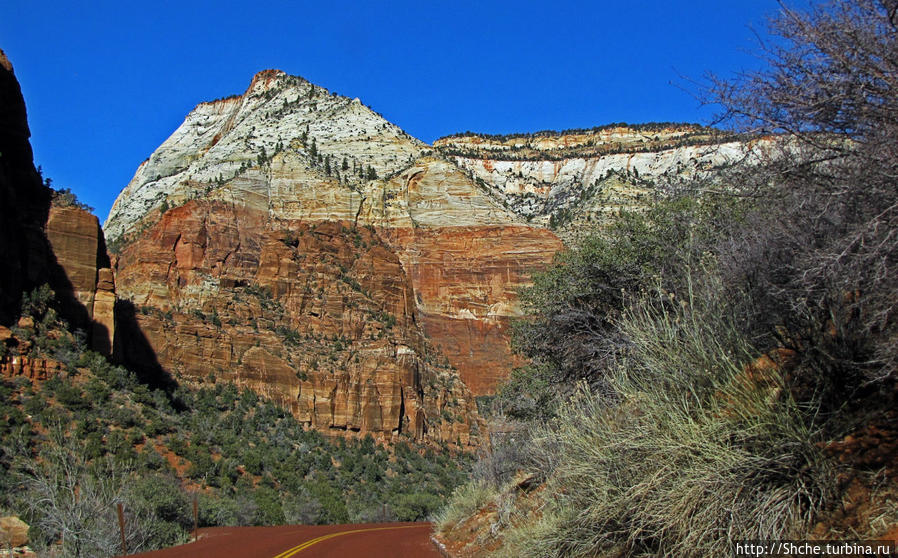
[104,70,425,241]
[246,68,287,94]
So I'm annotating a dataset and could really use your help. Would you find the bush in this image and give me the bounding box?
[447,2,898,544]
[19,428,180,556]
[281,489,322,525]
[508,194,746,411]
[51,187,93,212]
[707,0,898,386]
[500,277,835,557]
[391,492,444,522]
[55,381,91,412]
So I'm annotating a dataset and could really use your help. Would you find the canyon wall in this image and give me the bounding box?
[435,126,759,243]
[114,201,481,444]
[0,48,51,326]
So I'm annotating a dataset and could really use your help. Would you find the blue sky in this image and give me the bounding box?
[2,1,782,221]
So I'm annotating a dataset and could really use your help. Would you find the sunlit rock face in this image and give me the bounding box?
[45,206,115,354]
[114,201,482,445]
[104,70,426,242]
[105,70,561,418]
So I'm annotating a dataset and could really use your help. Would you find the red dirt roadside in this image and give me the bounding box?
[125,522,442,558]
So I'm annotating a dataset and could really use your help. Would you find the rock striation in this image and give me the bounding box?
[105,70,425,242]
[114,200,480,444]
[45,205,116,353]
[435,125,759,243]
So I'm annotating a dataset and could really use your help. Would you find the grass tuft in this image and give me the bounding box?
[433,480,496,533]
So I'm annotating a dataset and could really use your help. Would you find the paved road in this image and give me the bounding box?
[127,522,441,558]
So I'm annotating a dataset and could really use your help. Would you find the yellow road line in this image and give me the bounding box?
[273,524,422,558]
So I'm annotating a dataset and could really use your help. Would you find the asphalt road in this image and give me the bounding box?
[126,522,441,558]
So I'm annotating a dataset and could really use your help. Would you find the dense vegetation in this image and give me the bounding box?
[0,288,469,557]
[437,1,898,555]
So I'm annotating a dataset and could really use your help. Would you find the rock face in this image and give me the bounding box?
[435,125,758,243]
[383,225,561,395]
[104,70,425,243]
[0,515,29,548]
[114,200,480,444]
[45,205,115,353]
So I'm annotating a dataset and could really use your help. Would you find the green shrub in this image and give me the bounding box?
[252,486,286,526]
[198,493,239,527]
[391,492,443,522]
[55,382,91,412]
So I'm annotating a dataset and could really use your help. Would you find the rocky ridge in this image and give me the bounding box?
[104,70,426,243]
[435,125,757,242]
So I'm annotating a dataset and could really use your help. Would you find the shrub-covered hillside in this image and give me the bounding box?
[0,286,469,557]
[435,1,898,556]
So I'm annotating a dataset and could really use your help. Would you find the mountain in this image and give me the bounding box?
[105,70,754,444]
[103,70,542,446]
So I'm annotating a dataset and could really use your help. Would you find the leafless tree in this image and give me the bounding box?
[18,426,159,557]
[705,0,898,388]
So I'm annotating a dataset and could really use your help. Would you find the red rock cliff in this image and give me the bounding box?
[114,200,481,445]
[45,205,116,354]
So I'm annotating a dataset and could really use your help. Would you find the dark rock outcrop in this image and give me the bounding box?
[0,48,52,325]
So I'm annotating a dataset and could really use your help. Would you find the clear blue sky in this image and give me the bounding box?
[2,0,783,221]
